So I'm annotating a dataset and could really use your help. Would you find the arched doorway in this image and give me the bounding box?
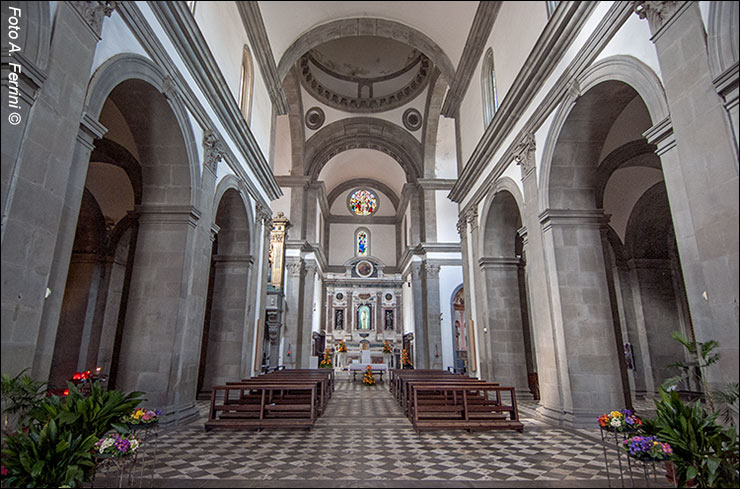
[451,286,467,373]
[198,188,253,395]
[480,188,535,398]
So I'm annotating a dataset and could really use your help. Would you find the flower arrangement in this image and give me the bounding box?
[337,341,347,353]
[382,340,392,354]
[597,409,642,432]
[622,435,673,461]
[401,348,413,368]
[121,407,162,426]
[94,432,140,458]
[362,366,375,386]
[319,348,333,368]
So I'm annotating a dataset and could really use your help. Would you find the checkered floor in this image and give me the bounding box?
[100,375,671,487]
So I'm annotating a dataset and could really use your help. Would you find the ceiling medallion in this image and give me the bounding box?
[403,108,422,131]
[305,107,325,130]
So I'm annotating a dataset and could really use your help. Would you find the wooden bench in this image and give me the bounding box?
[206,383,317,431]
[409,383,523,433]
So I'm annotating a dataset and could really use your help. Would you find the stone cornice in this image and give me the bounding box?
[142,1,282,202]
[274,175,311,188]
[452,1,632,209]
[417,179,458,191]
[441,1,502,117]
[449,1,600,204]
[236,2,288,114]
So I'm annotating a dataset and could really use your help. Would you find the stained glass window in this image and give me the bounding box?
[348,189,378,216]
[356,228,369,256]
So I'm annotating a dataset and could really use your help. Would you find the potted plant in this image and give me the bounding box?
[120,408,162,431]
[598,409,642,433]
[336,341,347,369]
[382,341,392,366]
[319,348,333,369]
[401,348,413,369]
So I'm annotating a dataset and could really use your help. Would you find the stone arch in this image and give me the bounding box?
[277,18,456,86]
[199,185,254,393]
[85,53,200,206]
[539,55,668,212]
[707,1,739,78]
[594,140,660,209]
[478,176,525,257]
[326,179,400,211]
[422,68,450,178]
[305,118,423,182]
[213,174,256,255]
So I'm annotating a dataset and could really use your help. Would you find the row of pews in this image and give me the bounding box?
[389,369,524,433]
[205,369,334,431]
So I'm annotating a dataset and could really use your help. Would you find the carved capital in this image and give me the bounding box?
[203,129,224,175]
[69,1,117,37]
[456,215,467,238]
[633,1,681,35]
[514,132,536,176]
[286,261,302,277]
[425,263,441,279]
[465,208,479,231]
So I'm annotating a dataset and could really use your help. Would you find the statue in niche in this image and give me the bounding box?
[358,305,371,330]
[335,309,344,330]
[385,309,394,330]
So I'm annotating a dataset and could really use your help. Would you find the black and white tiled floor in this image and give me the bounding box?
[110,376,671,488]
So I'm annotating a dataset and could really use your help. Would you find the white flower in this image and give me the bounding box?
[129,439,140,452]
[610,418,622,428]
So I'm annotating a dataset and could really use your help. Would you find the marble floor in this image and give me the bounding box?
[102,374,671,488]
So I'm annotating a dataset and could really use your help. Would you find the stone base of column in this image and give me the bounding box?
[157,401,200,428]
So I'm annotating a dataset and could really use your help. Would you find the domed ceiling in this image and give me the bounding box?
[299,36,431,113]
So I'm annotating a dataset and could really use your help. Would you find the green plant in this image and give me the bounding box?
[1,418,97,488]
[31,381,144,439]
[1,369,47,434]
[642,388,739,488]
[663,331,720,410]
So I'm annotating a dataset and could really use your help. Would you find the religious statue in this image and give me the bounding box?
[358,305,371,330]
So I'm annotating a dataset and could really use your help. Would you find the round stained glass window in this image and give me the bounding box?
[348,189,378,216]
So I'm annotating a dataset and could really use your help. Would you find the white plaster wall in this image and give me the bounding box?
[329,223,396,266]
[461,1,615,210]
[457,1,548,167]
[329,189,396,217]
[402,270,415,336]
[435,115,458,178]
[595,10,663,80]
[273,115,292,176]
[439,266,464,371]
[194,1,272,157]
[272,187,292,219]
[92,10,150,76]
[301,85,427,143]
[435,190,460,243]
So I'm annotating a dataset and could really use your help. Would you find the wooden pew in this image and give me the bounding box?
[206,383,317,431]
[408,383,523,433]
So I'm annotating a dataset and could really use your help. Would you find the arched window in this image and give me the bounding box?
[481,48,498,127]
[239,45,254,124]
[355,227,370,257]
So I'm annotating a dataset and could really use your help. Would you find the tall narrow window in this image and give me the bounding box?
[481,48,498,127]
[546,1,560,18]
[239,45,254,124]
[355,228,370,257]
[187,1,197,14]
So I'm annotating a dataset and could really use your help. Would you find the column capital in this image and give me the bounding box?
[69,1,117,39]
[456,214,468,239]
[632,1,683,37]
[643,117,676,156]
[203,129,225,175]
[465,207,479,231]
[514,132,537,177]
[285,260,302,277]
[425,263,441,279]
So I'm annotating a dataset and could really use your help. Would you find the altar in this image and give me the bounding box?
[349,363,388,382]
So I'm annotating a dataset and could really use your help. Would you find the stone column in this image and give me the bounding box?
[636,1,739,386]
[282,258,302,369]
[1,1,114,379]
[297,260,318,367]
[406,184,424,245]
[467,208,491,381]
[480,257,530,396]
[410,261,427,368]
[457,214,477,376]
[515,133,564,422]
[425,263,443,370]
[250,205,272,375]
[201,255,252,389]
[539,209,625,423]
